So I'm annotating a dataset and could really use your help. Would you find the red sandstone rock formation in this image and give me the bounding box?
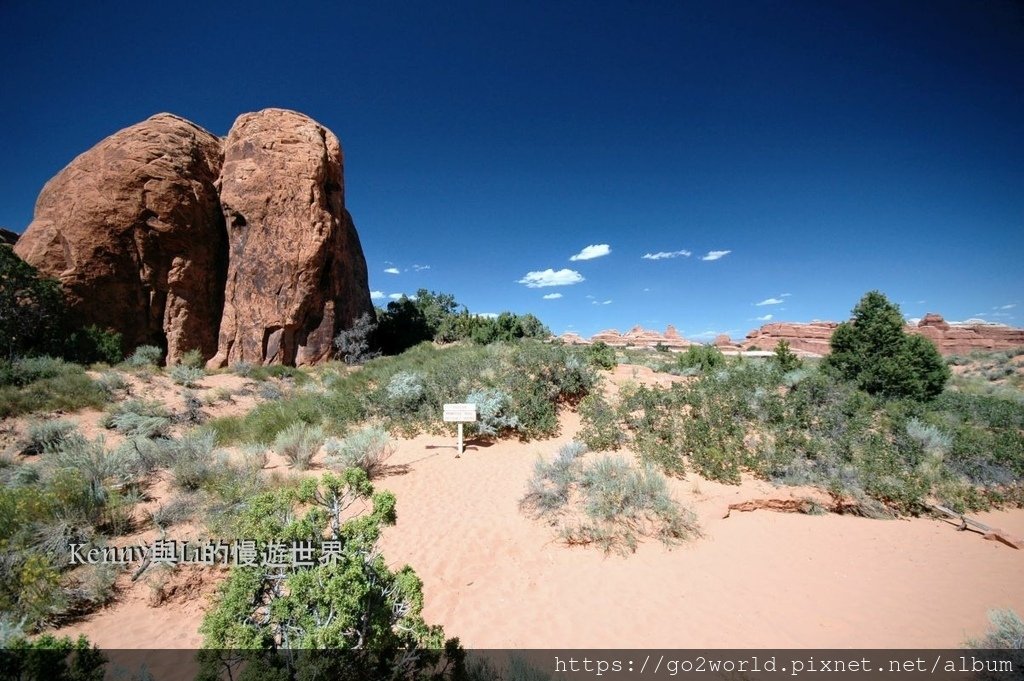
[14,114,226,364]
[740,322,838,356]
[568,326,694,349]
[208,109,372,367]
[740,314,1023,356]
[13,109,373,366]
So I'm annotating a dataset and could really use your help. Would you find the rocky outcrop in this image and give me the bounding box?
[13,109,373,366]
[0,228,18,246]
[14,114,226,363]
[208,109,372,367]
[740,314,1024,356]
[562,326,694,349]
[910,314,1024,355]
[740,322,838,356]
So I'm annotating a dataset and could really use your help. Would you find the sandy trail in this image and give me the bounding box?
[51,365,1024,649]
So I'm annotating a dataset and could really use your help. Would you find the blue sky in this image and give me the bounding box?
[1,1,1021,339]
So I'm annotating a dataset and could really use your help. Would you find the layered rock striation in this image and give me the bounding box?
[13,109,372,366]
[740,314,1023,356]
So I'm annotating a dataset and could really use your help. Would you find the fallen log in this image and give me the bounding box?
[927,503,1024,550]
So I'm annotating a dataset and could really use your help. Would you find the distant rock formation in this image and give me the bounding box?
[208,109,372,367]
[14,114,227,363]
[559,325,693,349]
[740,314,1023,356]
[13,109,372,366]
[0,228,18,245]
[740,322,838,356]
[910,313,1024,356]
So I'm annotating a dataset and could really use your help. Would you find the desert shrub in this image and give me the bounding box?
[825,291,949,400]
[230,360,254,377]
[149,495,198,530]
[966,608,1024,649]
[0,356,76,387]
[0,368,107,418]
[169,363,203,388]
[164,430,218,491]
[105,412,171,439]
[384,370,427,414]
[242,444,268,471]
[177,389,206,425]
[772,339,802,372]
[521,441,588,516]
[577,393,625,451]
[465,388,519,438]
[179,348,204,369]
[199,471,464,678]
[677,345,726,373]
[273,421,325,470]
[333,311,379,365]
[324,426,394,478]
[95,369,127,396]
[126,345,163,368]
[522,447,698,554]
[20,420,79,456]
[585,341,617,370]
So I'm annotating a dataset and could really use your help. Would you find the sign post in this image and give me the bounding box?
[442,403,477,456]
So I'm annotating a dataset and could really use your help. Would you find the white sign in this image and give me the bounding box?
[443,403,477,422]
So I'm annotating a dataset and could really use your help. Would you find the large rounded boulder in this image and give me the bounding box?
[13,114,226,363]
[208,108,373,367]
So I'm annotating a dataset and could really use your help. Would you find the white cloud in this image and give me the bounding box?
[542,293,563,300]
[692,329,737,339]
[412,264,431,271]
[906,317,921,325]
[643,287,651,292]
[756,297,784,306]
[997,303,1017,310]
[569,244,611,261]
[755,314,773,321]
[383,267,400,275]
[642,249,690,260]
[370,290,385,300]
[591,299,612,305]
[701,250,731,261]
[475,312,498,319]
[517,268,585,288]
[781,293,792,298]
[388,293,404,300]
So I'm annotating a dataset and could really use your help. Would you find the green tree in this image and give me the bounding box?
[771,339,802,372]
[200,471,465,679]
[825,291,949,400]
[0,246,66,359]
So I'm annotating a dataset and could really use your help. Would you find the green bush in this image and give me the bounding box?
[577,393,625,451]
[825,291,949,400]
[584,341,617,370]
[179,348,204,369]
[0,247,66,360]
[677,345,726,373]
[64,325,123,365]
[166,431,218,491]
[0,366,107,418]
[772,339,802,372]
[199,471,463,678]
